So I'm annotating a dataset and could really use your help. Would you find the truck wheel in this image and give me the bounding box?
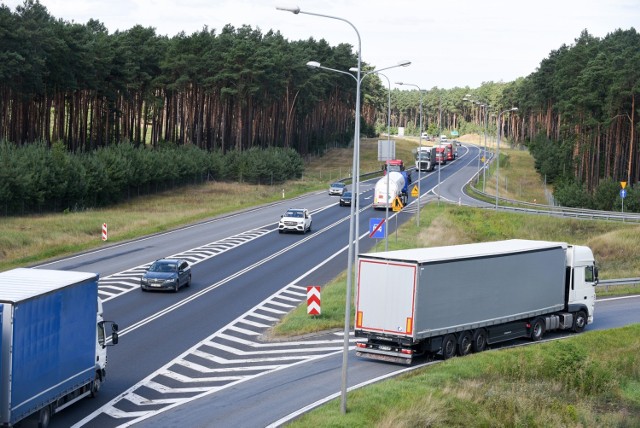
[472,329,488,353]
[90,374,102,398]
[530,318,545,341]
[572,310,587,333]
[38,405,51,428]
[457,331,473,356]
[441,334,456,360]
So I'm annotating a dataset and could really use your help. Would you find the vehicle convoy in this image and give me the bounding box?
[0,268,118,427]
[414,146,436,172]
[354,239,598,364]
[278,208,312,233]
[373,171,410,209]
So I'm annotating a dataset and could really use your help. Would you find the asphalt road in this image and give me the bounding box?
[37,143,638,427]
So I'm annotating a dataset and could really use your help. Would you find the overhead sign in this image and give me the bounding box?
[411,185,419,197]
[621,181,627,189]
[369,218,385,238]
[378,139,396,161]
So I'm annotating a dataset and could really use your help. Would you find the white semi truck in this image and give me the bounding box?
[355,240,598,364]
[414,146,436,172]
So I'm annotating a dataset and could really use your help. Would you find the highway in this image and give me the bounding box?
[36,143,638,427]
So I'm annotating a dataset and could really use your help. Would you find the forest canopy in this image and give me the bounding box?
[1,1,639,213]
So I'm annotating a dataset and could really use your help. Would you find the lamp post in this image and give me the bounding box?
[395,82,423,226]
[378,72,392,251]
[310,62,410,254]
[495,107,518,210]
[281,4,409,414]
[278,6,360,415]
[463,95,492,191]
[462,96,481,175]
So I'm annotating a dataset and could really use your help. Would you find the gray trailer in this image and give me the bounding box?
[354,240,598,364]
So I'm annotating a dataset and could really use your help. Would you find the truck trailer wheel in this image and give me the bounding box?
[38,405,51,428]
[530,318,545,341]
[457,331,473,356]
[472,329,488,353]
[441,334,457,360]
[572,310,587,333]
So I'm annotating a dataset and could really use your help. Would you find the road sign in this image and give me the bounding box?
[621,181,627,189]
[369,218,385,238]
[451,130,459,136]
[621,189,627,199]
[411,185,419,197]
[392,197,403,212]
[306,286,321,316]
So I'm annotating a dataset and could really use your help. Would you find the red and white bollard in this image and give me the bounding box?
[306,286,321,316]
[101,223,108,241]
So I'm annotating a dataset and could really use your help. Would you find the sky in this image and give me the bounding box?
[3,0,640,89]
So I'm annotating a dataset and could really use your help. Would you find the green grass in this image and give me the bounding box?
[287,324,640,427]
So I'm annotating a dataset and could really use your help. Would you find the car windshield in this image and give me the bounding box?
[332,183,345,188]
[286,210,303,218]
[149,261,177,272]
[343,192,352,197]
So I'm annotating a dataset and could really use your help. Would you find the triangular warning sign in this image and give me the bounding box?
[392,197,403,211]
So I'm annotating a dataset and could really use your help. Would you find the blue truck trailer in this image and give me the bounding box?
[0,268,118,427]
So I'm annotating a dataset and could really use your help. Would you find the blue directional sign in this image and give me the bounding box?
[620,189,627,199]
[369,218,386,239]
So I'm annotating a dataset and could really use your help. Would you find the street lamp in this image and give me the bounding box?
[308,61,410,253]
[279,6,360,415]
[395,82,423,226]
[464,95,491,192]
[377,72,392,251]
[495,107,518,210]
[280,5,409,414]
[462,96,481,175]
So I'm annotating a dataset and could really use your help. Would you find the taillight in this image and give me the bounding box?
[356,342,366,348]
[400,349,413,355]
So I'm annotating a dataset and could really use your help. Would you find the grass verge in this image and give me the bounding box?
[287,324,640,427]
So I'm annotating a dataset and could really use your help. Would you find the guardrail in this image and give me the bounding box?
[597,277,640,292]
[465,171,640,223]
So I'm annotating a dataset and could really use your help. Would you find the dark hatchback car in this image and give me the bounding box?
[339,191,355,206]
[141,258,191,292]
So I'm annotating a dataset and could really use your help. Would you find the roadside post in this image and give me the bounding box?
[621,181,627,218]
[306,286,321,316]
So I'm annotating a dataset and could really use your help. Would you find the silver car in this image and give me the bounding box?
[141,258,191,292]
[329,182,346,196]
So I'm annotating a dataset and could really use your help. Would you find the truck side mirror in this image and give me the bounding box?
[112,332,119,345]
